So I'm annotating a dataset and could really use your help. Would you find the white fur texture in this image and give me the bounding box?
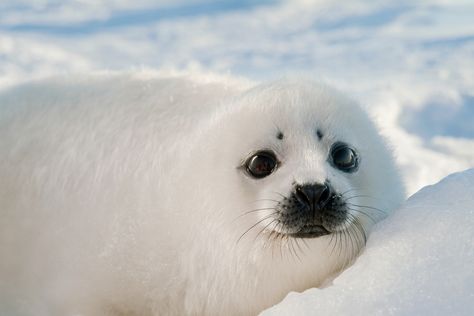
[0,73,405,315]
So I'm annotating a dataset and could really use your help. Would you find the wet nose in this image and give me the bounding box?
[295,183,331,209]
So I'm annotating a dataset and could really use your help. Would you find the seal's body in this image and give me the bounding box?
[0,73,404,315]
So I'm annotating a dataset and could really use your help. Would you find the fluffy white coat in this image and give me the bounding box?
[0,73,405,315]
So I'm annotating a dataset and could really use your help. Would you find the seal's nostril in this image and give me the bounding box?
[295,185,311,206]
[319,186,331,205]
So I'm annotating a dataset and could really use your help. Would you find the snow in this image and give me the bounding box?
[0,0,473,313]
[262,168,474,315]
[1,0,473,195]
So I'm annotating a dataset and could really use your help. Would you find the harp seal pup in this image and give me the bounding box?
[0,73,405,315]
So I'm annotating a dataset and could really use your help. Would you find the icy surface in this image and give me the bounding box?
[262,168,474,316]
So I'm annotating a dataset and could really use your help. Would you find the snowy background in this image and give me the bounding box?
[1,0,474,194]
[1,0,473,194]
[1,0,473,314]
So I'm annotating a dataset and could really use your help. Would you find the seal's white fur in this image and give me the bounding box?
[0,73,405,315]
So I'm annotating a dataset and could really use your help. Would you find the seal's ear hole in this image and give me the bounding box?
[245,150,278,179]
[329,142,359,173]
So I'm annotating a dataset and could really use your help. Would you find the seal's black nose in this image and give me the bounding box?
[295,183,331,209]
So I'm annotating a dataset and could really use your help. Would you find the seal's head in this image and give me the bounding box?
[209,79,404,241]
[183,79,405,314]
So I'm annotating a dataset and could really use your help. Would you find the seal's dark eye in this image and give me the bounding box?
[245,151,278,179]
[330,143,359,172]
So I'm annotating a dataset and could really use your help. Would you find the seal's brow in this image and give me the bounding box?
[316,129,323,140]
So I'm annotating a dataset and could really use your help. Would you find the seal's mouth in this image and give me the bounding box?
[288,225,331,238]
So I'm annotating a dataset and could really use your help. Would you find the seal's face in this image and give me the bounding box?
[241,143,359,239]
[212,80,403,252]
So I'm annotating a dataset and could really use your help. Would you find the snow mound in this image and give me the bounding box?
[262,168,474,316]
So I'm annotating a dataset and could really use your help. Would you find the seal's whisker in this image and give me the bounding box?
[343,191,402,206]
[237,213,277,244]
[347,223,356,259]
[288,238,295,260]
[294,237,305,258]
[337,231,344,259]
[252,198,280,204]
[327,230,337,255]
[345,232,354,266]
[255,219,277,244]
[346,207,378,224]
[290,237,301,262]
[347,216,361,251]
[354,217,368,245]
[271,191,287,200]
[279,233,286,260]
[232,207,277,222]
[346,203,387,215]
[340,188,365,197]
[300,236,310,250]
[340,222,358,271]
[349,216,361,252]
[342,229,349,261]
[348,213,368,247]
[285,235,293,261]
[339,231,346,260]
[350,226,361,265]
[278,227,285,260]
[285,235,292,262]
[331,231,339,257]
[267,221,281,257]
[343,195,380,202]
[331,232,337,257]
[295,239,304,262]
[241,207,277,216]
